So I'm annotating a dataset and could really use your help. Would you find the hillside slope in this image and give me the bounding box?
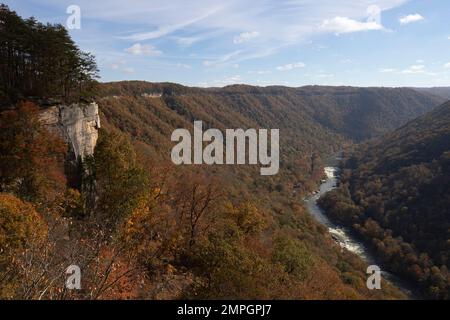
[99,82,444,142]
[319,101,450,299]
[96,82,443,193]
[414,87,450,101]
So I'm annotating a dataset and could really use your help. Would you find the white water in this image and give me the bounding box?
[304,166,416,298]
[305,167,374,263]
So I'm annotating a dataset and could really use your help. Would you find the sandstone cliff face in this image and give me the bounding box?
[39,102,100,161]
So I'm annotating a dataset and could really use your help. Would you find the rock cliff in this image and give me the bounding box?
[39,102,100,161]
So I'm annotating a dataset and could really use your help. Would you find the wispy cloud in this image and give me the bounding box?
[176,63,192,69]
[379,64,437,76]
[203,50,243,67]
[125,43,162,56]
[121,6,224,41]
[444,62,450,69]
[175,37,200,47]
[400,64,436,75]
[379,68,397,73]
[276,62,306,71]
[399,14,424,25]
[213,75,243,87]
[233,31,259,44]
[320,16,384,34]
[122,67,135,74]
[401,64,426,74]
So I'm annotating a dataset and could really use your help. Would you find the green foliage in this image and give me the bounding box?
[91,129,150,225]
[182,221,282,299]
[272,234,314,280]
[0,4,98,106]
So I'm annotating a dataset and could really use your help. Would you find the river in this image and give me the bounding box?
[304,164,418,299]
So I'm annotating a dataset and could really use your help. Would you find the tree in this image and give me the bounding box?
[0,101,67,203]
[0,5,98,106]
[90,129,150,226]
[0,193,48,298]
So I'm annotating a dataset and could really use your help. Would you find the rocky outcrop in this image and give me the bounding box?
[39,102,100,161]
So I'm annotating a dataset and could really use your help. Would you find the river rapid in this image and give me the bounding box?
[304,164,418,299]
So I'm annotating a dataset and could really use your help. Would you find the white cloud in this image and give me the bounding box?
[125,43,162,56]
[320,16,384,34]
[444,62,450,69]
[121,6,223,41]
[213,75,243,86]
[400,64,437,76]
[379,68,397,73]
[379,65,437,76]
[233,31,259,44]
[176,63,192,69]
[110,59,127,72]
[175,37,200,47]
[315,73,334,78]
[29,0,411,78]
[123,67,135,74]
[401,64,426,74]
[399,14,424,25]
[203,50,242,67]
[276,62,306,71]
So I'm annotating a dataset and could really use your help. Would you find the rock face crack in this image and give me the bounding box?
[39,102,100,161]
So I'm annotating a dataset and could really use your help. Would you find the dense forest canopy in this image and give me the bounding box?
[319,101,450,299]
[99,81,444,142]
[0,4,98,107]
[1,5,445,300]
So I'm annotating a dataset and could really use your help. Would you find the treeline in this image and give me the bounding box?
[319,101,450,299]
[0,4,98,107]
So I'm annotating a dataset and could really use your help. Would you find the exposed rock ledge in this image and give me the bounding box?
[39,102,100,161]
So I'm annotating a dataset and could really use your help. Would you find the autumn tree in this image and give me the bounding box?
[0,101,67,203]
[0,193,48,298]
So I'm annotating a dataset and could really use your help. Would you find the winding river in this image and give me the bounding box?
[304,163,418,299]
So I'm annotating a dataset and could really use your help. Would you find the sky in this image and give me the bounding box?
[4,0,450,87]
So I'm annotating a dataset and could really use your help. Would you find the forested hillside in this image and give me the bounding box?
[99,82,444,142]
[414,87,450,101]
[95,81,444,198]
[319,101,450,299]
[1,5,442,300]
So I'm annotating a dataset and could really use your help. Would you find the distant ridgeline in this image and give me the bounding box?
[0,4,98,108]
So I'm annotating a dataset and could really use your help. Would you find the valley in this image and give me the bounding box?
[1,3,450,301]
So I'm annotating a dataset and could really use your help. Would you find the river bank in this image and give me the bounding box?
[304,164,419,299]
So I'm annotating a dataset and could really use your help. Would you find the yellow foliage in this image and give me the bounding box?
[0,193,48,298]
[0,193,47,253]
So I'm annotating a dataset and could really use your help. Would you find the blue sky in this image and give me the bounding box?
[4,0,450,87]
